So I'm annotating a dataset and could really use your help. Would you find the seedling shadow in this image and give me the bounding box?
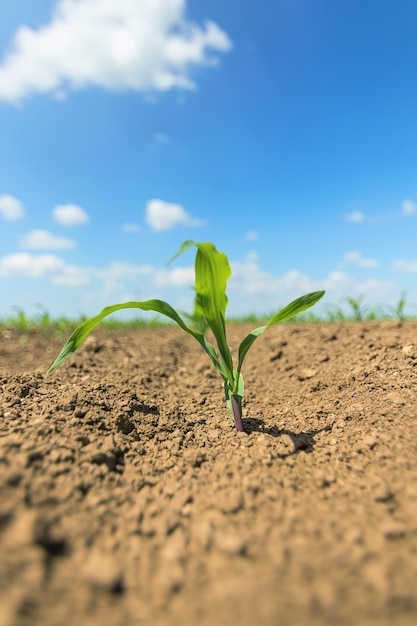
[243,417,332,456]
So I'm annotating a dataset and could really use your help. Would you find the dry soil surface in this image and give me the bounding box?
[0,322,417,626]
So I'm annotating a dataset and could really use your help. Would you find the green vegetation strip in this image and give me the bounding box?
[1,292,415,333]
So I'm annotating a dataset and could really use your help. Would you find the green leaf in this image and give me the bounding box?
[236,290,325,378]
[170,241,234,387]
[48,298,229,380]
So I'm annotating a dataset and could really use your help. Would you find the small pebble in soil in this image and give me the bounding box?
[83,550,125,593]
[214,531,247,556]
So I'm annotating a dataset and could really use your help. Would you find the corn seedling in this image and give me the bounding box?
[11,306,29,332]
[48,241,325,431]
[395,291,407,321]
[343,294,367,321]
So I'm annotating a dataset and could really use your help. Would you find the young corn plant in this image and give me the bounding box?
[48,241,325,432]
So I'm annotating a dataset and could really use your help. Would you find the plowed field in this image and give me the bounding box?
[1,322,417,626]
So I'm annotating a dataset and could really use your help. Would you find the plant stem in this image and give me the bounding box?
[231,394,244,432]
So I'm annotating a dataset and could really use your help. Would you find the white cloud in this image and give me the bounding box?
[0,252,65,278]
[0,252,156,291]
[0,246,402,317]
[343,250,379,268]
[145,198,204,231]
[351,277,397,302]
[0,0,232,104]
[53,203,89,226]
[401,199,417,216]
[321,271,353,293]
[230,254,315,298]
[320,272,396,304]
[87,260,194,295]
[0,194,25,220]
[345,210,365,223]
[51,265,90,287]
[225,252,397,317]
[19,229,75,250]
[393,259,417,273]
[154,266,194,287]
[121,223,141,233]
[0,252,89,287]
[94,261,153,296]
[245,230,258,241]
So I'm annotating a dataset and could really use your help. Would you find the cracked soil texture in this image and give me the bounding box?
[0,321,417,626]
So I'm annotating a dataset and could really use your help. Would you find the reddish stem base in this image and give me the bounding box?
[231,394,244,432]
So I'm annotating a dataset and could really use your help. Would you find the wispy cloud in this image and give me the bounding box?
[401,199,417,216]
[0,194,25,220]
[0,0,232,104]
[145,199,204,231]
[345,210,366,223]
[393,259,417,273]
[245,230,258,241]
[343,251,379,268]
[153,132,169,145]
[51,265,91,288]
[121,223,141,234]
[344,198,417,224]
[19,229,75,250]
[148,131,170,151]
[94,261,153,296]
[53,204,89,226]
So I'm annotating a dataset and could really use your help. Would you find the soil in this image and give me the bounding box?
[0,321,417,626]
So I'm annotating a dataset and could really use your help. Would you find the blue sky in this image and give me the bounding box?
[1,0,417,320]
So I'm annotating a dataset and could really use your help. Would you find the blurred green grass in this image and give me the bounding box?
[1,293,415,334]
